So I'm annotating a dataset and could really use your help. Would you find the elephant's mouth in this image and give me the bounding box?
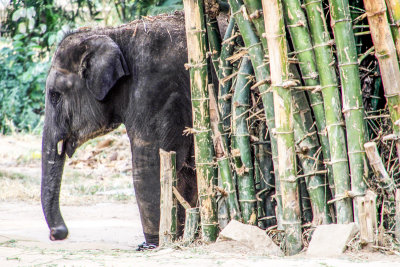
[57,137,77,158]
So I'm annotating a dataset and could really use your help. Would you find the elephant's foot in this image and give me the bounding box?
[49,225,68,241]
[136,242,158,251]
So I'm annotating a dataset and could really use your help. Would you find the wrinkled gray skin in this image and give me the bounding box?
[41,13,198,245]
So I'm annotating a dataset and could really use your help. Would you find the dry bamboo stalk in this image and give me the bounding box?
[385,0,400,58]
[364,142,396,193]
[363,0,400,164]
[159,149,177,246]
[183,0,219,242]
[262,0,303,255]
[172,186,192,210]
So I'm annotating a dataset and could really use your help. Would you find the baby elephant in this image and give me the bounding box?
[41,12,198,246]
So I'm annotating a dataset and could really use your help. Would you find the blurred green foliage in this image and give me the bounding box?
[0,0,183,134]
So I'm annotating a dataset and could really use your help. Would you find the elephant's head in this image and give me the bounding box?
[41,33,130,240]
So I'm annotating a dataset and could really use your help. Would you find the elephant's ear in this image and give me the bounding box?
[79,35,130,101]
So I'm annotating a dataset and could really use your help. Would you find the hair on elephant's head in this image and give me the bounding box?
[41,33,130,241]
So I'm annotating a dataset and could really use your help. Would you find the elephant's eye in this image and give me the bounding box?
[49,91,61,105]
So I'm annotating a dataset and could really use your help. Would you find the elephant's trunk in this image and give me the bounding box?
[41,128,68,241]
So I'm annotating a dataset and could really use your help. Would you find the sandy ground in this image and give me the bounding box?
[1,131,400,266]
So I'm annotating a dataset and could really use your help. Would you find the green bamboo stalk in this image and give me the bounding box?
[281,0,335,199]
[232,56,257,225]
[205,2,222,75]
[386,0,400,58]
[228,0,284,230]
[262,0,303,254]
[242,0,269,51]
[257,123,277,228]
[183,0,218,242]
[292,90,332,225]
[299,177,313,223]
[253,143,266,228]
[303,0,351,224]
[218,17,236,135]
[329,0,369,224]
[183,207,200,245]
[209,84,242,222]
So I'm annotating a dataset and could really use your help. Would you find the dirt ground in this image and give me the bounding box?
[1,129,400,266]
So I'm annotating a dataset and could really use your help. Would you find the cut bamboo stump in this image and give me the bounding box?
[357,190,377,245]
[159,149,177,246]
[364,142,396,194]
[183,207,200,245]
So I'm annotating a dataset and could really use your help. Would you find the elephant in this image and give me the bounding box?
[41,12,205,246]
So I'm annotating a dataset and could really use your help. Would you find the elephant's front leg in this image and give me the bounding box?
[131,139,161,246]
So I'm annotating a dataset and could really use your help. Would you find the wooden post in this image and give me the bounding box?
[357,190,377,245]
[159,149,177,246]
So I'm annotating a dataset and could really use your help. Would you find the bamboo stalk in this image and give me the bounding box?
[243,0,269,51]
[363,0,400,164]
[257,123,277,228]
[228,0,284,230]
[232,56,257,225]
[299,177,313,223]
[205,0,222,75]
[385,0,400,58]
[218,17,236,135]
[159,149,177,246]
[281,0,334,202]
[303,0,351,224]
[253,143,266,228]
[364,142,396,194]
[183,207,200,245]
[292,90,332,225]
[329,0,368,223]
[209,84,242,222]
[262,0,303,254]
[183,0,219,242]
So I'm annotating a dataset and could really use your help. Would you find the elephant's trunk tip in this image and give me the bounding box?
[49,225,69,241]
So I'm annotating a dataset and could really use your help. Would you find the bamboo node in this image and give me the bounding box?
[251,78,271,90]
[301,0,321,8]
[249,9,263,20]
[287,21,306,28]
[337,61,359,68]
[320,83,338,91]
[330,18,352,28]
[262,32,286,39]
[365,9,387,18]
[183,127,211,135]
[313,40,335,49]
[184,62,208,70]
